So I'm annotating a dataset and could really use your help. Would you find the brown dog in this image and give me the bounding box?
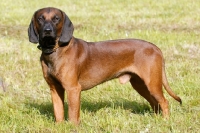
[28,7,181,125]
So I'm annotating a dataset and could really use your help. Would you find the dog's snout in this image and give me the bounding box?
[43,23,53,34]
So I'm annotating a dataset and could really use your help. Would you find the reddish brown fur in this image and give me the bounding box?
[28,7,181,125]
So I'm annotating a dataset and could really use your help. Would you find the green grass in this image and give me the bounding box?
[0,0,200,132]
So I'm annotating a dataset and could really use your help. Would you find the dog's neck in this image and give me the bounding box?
[39,37,74,55]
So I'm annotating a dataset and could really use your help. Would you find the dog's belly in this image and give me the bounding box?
[78,63,136,90]
[78,74,118,91]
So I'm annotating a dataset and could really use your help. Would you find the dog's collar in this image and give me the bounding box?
[37,38,73,54]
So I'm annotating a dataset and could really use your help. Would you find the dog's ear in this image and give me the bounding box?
[59,12,74,43]
[28,17,39,44]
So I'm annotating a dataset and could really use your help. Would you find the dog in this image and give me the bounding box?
[28,7,182,125]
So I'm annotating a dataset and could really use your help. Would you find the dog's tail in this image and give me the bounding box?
[162,62,182,104]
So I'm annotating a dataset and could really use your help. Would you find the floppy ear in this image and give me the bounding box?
[59,12,74,43]
[28,18,39,44]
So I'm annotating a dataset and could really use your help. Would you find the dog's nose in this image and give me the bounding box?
[44,28,52,33]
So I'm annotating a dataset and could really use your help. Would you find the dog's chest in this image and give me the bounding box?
[46,62,60,78]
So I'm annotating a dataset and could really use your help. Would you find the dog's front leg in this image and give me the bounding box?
[50,84,65,122]
[65,84,81,125]
[41,60,65,123]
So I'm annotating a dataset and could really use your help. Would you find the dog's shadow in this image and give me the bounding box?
[27,98,151,121]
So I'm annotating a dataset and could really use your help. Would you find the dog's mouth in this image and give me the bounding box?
[39,36,56,48]
[38,36,57,54]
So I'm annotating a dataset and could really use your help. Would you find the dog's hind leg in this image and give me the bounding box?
[143,57,170,119]
[146,77,169,118]
[146,81,169,118]
[130,75,160,114]
[118,73,160,113]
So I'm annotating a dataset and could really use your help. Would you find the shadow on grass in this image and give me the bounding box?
[81,98,151,114]
[27,98,151,121]
[27,102,55,121]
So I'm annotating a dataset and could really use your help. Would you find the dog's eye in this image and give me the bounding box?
[53,16,60,23]
[38,16,44,23]
[55,16,60,20]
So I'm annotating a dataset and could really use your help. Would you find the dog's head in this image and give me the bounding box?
[28,7,74,49]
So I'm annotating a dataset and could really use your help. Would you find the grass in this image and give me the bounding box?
[0,0,200,132]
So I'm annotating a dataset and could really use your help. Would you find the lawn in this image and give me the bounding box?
[0,0,200,132]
